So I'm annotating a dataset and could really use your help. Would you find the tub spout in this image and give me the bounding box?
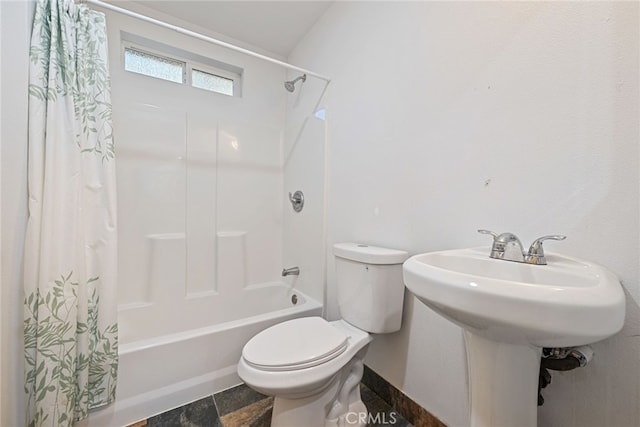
[282,267,300,277]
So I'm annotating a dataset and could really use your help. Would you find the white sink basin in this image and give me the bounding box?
[403,246,626,427]
[403,247,625,347]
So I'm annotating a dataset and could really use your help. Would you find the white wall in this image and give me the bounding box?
[1,1,35,426]
[289,2,639,427]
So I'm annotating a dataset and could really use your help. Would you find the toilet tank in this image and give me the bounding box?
[333,243,409,333]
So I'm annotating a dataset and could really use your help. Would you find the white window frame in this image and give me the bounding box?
[122,40,242,97]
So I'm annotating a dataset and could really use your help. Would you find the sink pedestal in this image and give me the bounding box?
[464,332,541,427]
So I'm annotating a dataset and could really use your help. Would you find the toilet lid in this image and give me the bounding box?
[242,317,348,371]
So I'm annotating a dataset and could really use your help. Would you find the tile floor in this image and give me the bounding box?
[129,366,446,427]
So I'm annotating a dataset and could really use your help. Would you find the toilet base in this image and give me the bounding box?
[271,350,368,427]
[326,399,368,427]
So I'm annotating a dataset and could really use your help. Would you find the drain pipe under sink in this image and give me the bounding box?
[538,346,594,406]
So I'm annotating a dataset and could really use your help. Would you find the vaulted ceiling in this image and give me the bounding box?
[121,1,333,57]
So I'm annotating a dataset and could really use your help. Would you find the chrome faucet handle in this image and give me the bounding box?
[477,229,498,239]
[477,230,499,257]
[526,235,566,265]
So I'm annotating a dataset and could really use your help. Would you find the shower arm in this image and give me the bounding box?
[289,75,306,85]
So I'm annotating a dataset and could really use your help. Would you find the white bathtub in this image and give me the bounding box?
[85,284,322,426]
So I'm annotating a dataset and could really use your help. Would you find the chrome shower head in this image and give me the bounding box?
[284,81,296,92]
[284,74,306,92]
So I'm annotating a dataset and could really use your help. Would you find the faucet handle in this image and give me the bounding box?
[478,229,502,259]
[477,229,498,239]
[526,235,566,265]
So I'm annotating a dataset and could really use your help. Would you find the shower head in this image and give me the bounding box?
[284,74,307,92]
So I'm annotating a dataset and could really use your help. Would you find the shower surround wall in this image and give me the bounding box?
[104,0,326,383]
[289,2,639,427]
[109,11,288,343]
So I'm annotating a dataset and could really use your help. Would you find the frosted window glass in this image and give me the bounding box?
[192,69,234,96]
[124,48,185,83]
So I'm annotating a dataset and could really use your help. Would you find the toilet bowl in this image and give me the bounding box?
[238,317,372,426]
[238,243,408,427]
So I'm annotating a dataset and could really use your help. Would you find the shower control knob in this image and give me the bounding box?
[288,191,304,213]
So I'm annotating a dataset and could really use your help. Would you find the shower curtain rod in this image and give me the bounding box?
[81,0,331,83]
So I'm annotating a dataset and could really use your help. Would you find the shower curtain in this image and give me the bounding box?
[23,0,118,425]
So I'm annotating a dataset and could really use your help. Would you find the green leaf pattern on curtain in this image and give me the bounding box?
[24,1,118,425]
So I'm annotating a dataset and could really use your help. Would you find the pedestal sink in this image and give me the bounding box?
[403,247,625,427]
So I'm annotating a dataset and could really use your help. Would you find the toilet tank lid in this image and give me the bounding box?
[333,243,409,265]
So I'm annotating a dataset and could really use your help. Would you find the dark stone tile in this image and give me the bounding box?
[362,366,447,427]
[361,384,411,427]
[219,397,273,427]
[147,396,221,427]
[251,406,273,427]
[146,407,182,427]
[389,387,445,427]
[361,384,391,416]
[145,369,445,427]
[214,384,270,417]
[367,412,411,427]
[363,365,394,404]
[248,404,272,427]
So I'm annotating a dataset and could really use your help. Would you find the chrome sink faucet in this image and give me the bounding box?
[478,230,525,262]
[478,230,566,265]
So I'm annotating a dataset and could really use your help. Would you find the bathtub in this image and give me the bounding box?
[85,284,322,426]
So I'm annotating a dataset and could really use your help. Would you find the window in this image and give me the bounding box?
[191,69,234,96]
[124,48,185,84]
[122,36,242,97]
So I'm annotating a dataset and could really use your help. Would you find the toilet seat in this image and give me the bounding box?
[242,317,348,371]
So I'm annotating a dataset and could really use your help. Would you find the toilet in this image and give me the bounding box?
[237,243,409,427]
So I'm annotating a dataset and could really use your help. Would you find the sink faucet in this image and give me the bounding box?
[478,230,566,265]
[478,230,525,262]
